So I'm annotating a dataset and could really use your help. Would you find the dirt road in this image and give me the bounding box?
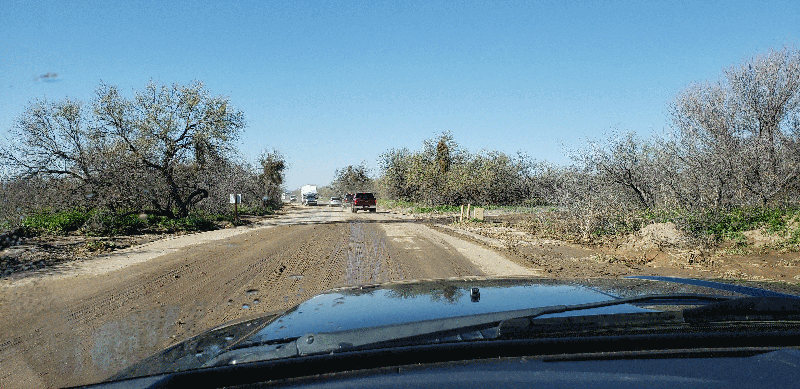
[0,206,533,388]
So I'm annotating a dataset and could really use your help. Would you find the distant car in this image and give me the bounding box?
[329,196,342,207]
[302,194,317,206]
[289,195,297,202]
[351,192,376,213]
[343,193,354,206]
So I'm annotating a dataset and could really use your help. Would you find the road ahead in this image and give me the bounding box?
[0,205,534,388]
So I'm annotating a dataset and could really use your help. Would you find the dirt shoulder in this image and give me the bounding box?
[0,206,339,286]
[0,213,285,278]
[431,215,800,283]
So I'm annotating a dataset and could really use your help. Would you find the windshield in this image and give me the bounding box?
[2,2,800,387]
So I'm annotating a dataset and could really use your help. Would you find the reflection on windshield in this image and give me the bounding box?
[247,282,649,343]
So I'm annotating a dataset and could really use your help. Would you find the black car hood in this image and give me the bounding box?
[111,276,800,381]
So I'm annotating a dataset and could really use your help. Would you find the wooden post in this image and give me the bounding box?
[466,203,471,220]
[460,205,464,223]
[234,201,239,223]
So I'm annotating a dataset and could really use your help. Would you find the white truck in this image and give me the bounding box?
[301,185,318,206]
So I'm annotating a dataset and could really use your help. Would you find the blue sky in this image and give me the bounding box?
[1,1,798,189]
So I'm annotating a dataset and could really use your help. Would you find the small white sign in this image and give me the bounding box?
[236,194,242,204]
[229,194,236,204]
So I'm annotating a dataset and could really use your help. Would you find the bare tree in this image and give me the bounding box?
[669,48,800,207]
[576,132,658,209]
[94,81,245,217]
[0,99,102,199]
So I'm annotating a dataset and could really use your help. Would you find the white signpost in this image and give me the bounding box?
[229,194,242,222]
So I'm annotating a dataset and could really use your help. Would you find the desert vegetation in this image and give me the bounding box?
[369,48,800,244]
[0,81,285,240]
[4,47,800,253]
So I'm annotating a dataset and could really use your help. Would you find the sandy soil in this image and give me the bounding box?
[0,206,526,388]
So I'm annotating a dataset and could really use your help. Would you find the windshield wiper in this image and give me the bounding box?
[206,293,737,366]
[499,296,800,339]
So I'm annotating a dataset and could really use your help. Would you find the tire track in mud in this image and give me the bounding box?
[342,221,400,285]
[379,221,484,279]
[1,224,344,387]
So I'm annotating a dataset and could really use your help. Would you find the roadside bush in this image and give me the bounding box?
[21,210,90,233]
[156,215,217,232]
[238,205,274,216]
[81,211,147,235]
[377,132,537,206]
[639,207,793,240]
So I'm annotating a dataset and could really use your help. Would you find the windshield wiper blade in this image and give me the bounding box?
[499,296,800,339]
[683,296,800,322]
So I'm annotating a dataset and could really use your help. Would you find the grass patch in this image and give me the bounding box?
[378,199,492,214]
[412,204,461,214]
[84,240,117,252]
[639,207,797,240]
[238,205,275,216]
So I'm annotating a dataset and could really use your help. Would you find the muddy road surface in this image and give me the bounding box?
[0,206,533,388]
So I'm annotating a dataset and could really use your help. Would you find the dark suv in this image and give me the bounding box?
[351,192,376,213]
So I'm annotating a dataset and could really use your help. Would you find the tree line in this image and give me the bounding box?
[4,47,799,240]
[330,48,800,238]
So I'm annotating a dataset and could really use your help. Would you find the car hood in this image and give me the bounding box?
[112,276,800,380]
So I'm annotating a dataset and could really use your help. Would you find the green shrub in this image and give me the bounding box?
[637,206,797,240]
[83,211,147,235]
[157,214,217,232]
[22,210,90,233]
[412,205,461,214]
[84,240,117,252]
[238,205,274,216]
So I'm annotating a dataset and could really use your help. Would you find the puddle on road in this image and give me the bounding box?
[245,289,259,295]
[288,274,304,281]
[253,298,260,305]
[242,304,250,310]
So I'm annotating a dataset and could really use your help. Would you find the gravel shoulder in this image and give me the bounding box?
[430,216,800,283]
